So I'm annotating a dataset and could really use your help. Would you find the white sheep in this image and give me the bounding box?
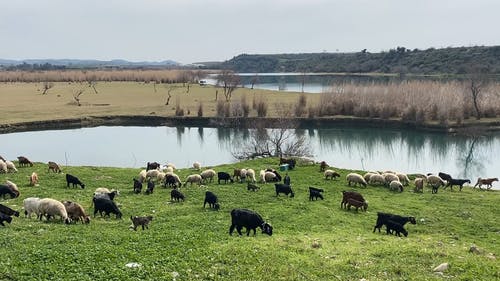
[259,170,266,183]
[0,160,7,173]
[383,173,399,185]
[138,169,147,183]
[324,169,341,180]
[184,174,202,186]
[157,172,166,183]
[264,171,277,183]
[23,197,42,219]
[166,163,176,170]
[369,174,386,186]
[414,178,424,193]
[246,169,256,183]
[200,169,216,183]
[165,166,174,173]
[389,180,403,192]
[193,161,201,170]
[146,169,160,181]
[94,187,111,194]
[5,161,17,173]
[5,180,19,194]
[37,198,71,224]
[346,173,367,187]
[364,172,376,182]
[396,173,410,186]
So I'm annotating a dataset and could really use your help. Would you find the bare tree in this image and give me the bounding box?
[250,74,259,89]
[86,75,98,94]
[216,70,240,102]
[165,84,182,106]
[466,66,489,120]
[41,82,54,95]
[73,88,85,106]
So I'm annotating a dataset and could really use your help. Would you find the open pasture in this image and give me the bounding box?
[0,158,498,280]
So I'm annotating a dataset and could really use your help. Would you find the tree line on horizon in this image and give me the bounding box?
[217,45,500,75]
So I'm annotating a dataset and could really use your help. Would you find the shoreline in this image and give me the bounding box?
[2,115,500,134]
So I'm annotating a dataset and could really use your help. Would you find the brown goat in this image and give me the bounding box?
[473,177,498,189]
[341,191,365,209]
[17,156,33,167]
[62,201,90,224]
[346,198,368,211]
[29,172,39,186]
[48,161,61,173]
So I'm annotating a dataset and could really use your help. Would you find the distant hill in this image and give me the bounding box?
[219,46,500,74]
[0,58,180,68]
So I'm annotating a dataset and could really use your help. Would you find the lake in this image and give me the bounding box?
[1,126,499,189]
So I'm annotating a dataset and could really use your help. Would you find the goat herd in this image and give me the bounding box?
[0,156,498,239]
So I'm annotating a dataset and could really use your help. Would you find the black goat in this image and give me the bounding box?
[218,172,234,184]
[444,178,471,191]
[373,212,416,233]
[146,162,160,171]
[93,197,122,219]
[438,172,453,182]
[0,212,13,226]
[0,204,20,217]
[266,169,282,182]
[203,191,220,210]
[145,180,154,194]
[229,208,273,236]
[283,174,291,185]
[66,174,85,189]
[385,220,408,237]
[164,175,180,188]
[171,189,185,202]
[247,183,260,191]
[309,187,324,201]
[0,185,17,199]
[275,183,294,197]
[133,178,142,194]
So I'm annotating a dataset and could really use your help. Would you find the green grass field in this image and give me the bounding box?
[0,158,498,280]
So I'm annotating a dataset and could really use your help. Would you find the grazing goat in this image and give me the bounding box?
[0,185,18,199]
[309,187,324,201]
[444,178,471,191]
[48,161,61,173]
[373,212,416,233]
[319,161,328,172]
[0,203,20,217]
[275,184,294,197]
[473,177,499,189]
[341,191,365,209]
[17,156,34,167]
[93,197,122,219]
[266,169,282,182]
[283,174,291,185]
[217,172,233,184]
[29,172,39,186]
[385,220,408,237]
[164,174,181,188]
[438,172,453,183]
[133,178,142,194]
[145,180,155,194]
[229,208,273,236]
[0,212,13,226]
[130,215,153,230]
[66,174,85,189]
[62,201,90,224]
[171,189,185,202]
[346,198,368,211]
[203,191,220,210]
[247,183,260,191]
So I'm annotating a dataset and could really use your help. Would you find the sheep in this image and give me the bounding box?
[239,168,248,183]
[427,175,446,193]
[473,177,499,189]
[93,197,122,219]
[346,173,367,187]
[364,172,376,183]
[146,162,160,171]
[164,166,174,174]
[275,183,294,197]
[0,160,7,173]
[203,191,220,210]
[192,161,201,170]
[324,169,341,180]
[396,173,410,186]
[247,183,260,191]
[346,198,368,211]
[383,173,399,185]
[0,203,20,217]
[171,188,185,202]
[133,178,143,194]
[164,174,181,188]
[385,220,408,237]
[0,156,4,162]
[5,161,17,173]
[369,174,386,186]
[217,172,233,184]
[17,156,34,167]
[264,171,278,183]
[246,169,257,183]
[319,161,328,172]
[29,172,39,186]
[229,208,273,236]
[66,174,85,189]
[0,212,12,226]
[94,187,111,194]
[166,163,176,170]
[146,169,160,182]
[138,169,147,183]
[48,161,61,173]
[309,187,324,201]
[23,197,41,218]
[62,201,90,224]
[145,180,155,194]
[233,168,246,182]
[266,169,282,182]
[341,191,365,209]
[184,174,202,187]
[157,172,166,183]
[389,180,403,192]
[373,212,416,233]
[200,169,216,183]
[414,178,424,193]
[130,215,153,230]
[37,198,71,224]
[444,178,471,191]
[259,170,266,183]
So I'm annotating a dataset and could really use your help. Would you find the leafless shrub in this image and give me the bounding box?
[256,98,268,117]
[197,102,203,117]
[241,95,250,117]
[175,98,184,116]
[231,101,243,117]
[294,94,307,117]
[216,101,225,118]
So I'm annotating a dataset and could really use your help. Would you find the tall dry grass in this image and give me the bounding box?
[314,80,500,123]
[0,69,208,83]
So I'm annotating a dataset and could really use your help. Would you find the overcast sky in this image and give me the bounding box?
[1,0,499,64]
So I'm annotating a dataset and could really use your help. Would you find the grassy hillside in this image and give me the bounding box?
[0,158,498,280]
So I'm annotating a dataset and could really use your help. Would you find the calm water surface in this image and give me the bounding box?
[1,126,499,189]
